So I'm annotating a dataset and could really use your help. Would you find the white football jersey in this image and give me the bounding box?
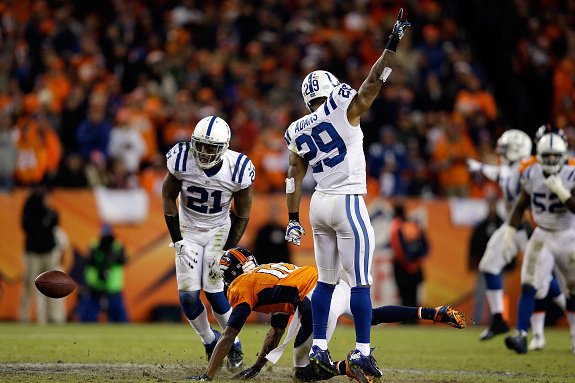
[284,83,366,195]
[521,163,575,230]
[498,161,523,216]
[166,142,255,229]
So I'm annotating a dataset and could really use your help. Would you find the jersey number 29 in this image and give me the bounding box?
[295,122,347,173]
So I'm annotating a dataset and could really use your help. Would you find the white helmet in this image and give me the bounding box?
[536,133,567,175]
[301,70,340,111]
[496,129,532,163]
[191,116,231,169]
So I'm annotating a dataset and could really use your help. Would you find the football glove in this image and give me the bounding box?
[391,8,411,40]
[170,239,189,257]
[466,158,483,173]
[233,365,261,380]
[544,174,571,202]
[501,225,518,263]
[285,220,305,246]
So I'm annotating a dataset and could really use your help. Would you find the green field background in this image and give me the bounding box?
[1,323,574,382]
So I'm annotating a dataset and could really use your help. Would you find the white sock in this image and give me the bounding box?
[356,343,370,356]
[485,290,504,314]
[213,307,231,330]
[566,312,575,338]
[312,339,328,351]
[553,294,566,311]
[530,312,545,338]
[189,308,216,345]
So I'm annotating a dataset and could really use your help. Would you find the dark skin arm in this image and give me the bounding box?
[253,326,286,369]
[223,185,253,249]
[508,189,531,229]
[204,326,240,379]
[162,172,181,216]
[562,188,575,213]
[286,151,309,215]
[346,49,395,126]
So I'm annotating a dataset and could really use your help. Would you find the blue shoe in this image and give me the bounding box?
[204,329,221,361]
[308,345,338,378]
[346,349,382,383]
[227,339,243,370]
[504,334,528,354]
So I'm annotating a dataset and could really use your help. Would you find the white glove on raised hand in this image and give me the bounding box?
[544,174,572,202]
[285,220,306,246]
[502,225,518,262]
[466,158,483,173]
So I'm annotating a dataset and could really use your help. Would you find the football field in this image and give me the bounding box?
[0,322,573,383]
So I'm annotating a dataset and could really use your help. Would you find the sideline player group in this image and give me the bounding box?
[159,7,573,383]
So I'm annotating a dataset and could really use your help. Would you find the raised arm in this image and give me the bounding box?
[347,8,411,125]
[285,151,309,246]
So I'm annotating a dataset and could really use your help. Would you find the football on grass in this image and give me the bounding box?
[34,270,76,298]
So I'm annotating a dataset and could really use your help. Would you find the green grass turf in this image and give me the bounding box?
[0,322,573,382]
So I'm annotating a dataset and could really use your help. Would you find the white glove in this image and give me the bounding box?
[170,239,189,257]
[466,158,483,173]
[502,225,518,262]
[285,220,306,246]
[544,174,572,202]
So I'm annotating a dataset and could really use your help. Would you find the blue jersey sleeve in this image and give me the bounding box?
[166,142,191,180]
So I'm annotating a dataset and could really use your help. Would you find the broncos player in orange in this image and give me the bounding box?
[187,248,465,382]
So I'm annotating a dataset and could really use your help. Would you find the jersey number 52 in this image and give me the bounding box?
[295,122,347,173]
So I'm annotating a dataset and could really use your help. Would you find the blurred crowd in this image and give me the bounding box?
[0,0,573,198]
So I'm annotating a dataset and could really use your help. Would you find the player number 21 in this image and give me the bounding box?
[185,186,223,214]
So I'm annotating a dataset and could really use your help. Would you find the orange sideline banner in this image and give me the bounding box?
[0,190,521,323]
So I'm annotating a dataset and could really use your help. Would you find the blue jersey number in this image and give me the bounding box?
[532,192,565,214]
[294,122,347,173]
[185,186,223,214]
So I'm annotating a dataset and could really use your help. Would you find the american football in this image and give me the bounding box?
[34,270,76,299]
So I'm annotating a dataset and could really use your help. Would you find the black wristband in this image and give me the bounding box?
[386,34,400,52]
[164,214,183,243]
[288,212,300,221]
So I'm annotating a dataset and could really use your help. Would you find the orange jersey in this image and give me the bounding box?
[227,263,317,315]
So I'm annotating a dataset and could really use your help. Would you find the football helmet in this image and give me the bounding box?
[220,247,258,286]
[534,124,566,144]
[536,133,567,175]
[191,116,231,169]
[301,70,340,111]
[496,129,532,163]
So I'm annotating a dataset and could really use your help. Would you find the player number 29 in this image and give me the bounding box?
[295,122,347,173]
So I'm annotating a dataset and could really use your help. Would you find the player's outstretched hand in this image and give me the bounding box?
[233,365,261,380]
[184,374,211,381]
[285,220,306,246]
[391,8,411,40]
[466,158,483,173]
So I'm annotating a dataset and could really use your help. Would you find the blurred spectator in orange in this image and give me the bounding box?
[14,116,48,186]
[432,114,478,196]
[454,73,497,122]
[390,202,429,322]
[250,129,288,193]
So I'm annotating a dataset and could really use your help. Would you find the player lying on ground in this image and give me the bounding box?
[186,248,465,382]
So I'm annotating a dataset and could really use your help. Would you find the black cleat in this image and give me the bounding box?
[204,329,221,361]
[479,319,509,341]
[227,340,243,370]
[505,334,528,354]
